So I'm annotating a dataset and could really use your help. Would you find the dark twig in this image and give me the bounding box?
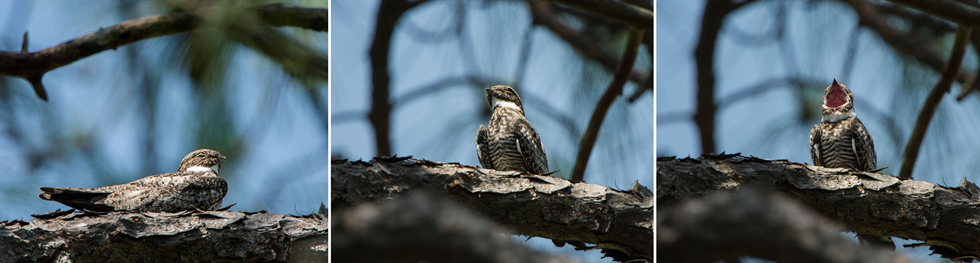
[20,32,28,53]
[886,0,980,28]
[368,0,428,157]
[571,29,643,181]
[526,1,649,86]
[547,0,652,30]
[629,30,654,103]
[693,0,755,155]
[393,75,499,108]
[0,4,327,101]
[898,27,972,179]
[844,0,975,86]
[959,19,980,100]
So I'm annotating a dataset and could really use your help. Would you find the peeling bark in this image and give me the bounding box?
[333,192,574,263]
[657,153,980,261]
[0,210,327,262]
[331,156,654,262]
[658,187,910,263]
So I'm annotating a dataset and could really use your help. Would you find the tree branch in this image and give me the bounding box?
[958,2,980,100]
[0,210,327,262]
[657,154,980,261]
[333,192,576,263]
[368,0,429,157]
[0,4,327,101]
[571,29,643,181]
[526,1,650,86]
[886,0,980,28]
[898,27,972,179]
[659,188,910,263]
[547,0,653,30]
[331,156,654,262]
[843,0,975,87]
[693,0,756,155]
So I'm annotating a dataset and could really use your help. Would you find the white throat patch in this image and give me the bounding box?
[491,97,522,112]
[822,109,856,123]
[187,165,218,173]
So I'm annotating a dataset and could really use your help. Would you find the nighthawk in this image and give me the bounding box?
[809,79,893,250]
[476,85,549,174]
[39,149,228,212]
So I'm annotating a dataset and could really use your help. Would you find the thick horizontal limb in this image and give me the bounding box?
[657,153,980,261]
[0,210,327,262]
[331,157,654,262]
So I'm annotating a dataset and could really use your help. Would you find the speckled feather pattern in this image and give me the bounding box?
[39,149,228,212]
[810,117,876,171]
[810,80,890,249]
[476,85,549,174]
[809,81,876,172]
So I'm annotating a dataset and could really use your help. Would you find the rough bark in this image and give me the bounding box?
[657,153,980,261]
[0,210,327,262]
[659,187,910,263]
[333,192,574,263]
[331,156,654,262]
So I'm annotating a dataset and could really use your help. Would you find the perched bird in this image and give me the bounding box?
[476,85,549,174]
[809,79,893,250]
[39,149,228,212]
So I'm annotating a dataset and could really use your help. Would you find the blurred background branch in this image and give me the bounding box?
[0,3,327,101]
[571,29,643,181]
[1,0,328,223]
[899,27,972,179]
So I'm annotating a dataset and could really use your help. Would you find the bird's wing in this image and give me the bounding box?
[476,125,494,170]
[810,124,822,167]
[166,174,229,211]
[514,118,548,174]
[850,118,877,171]
[38,187,115,211]
[113,173,227,212]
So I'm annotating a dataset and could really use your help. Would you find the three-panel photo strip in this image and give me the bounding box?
[1,1,978,262]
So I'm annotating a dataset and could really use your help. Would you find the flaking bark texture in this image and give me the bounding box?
[657,153,980,261]
[659,187,909,263]
[0,210,327,262]
[333,192,573,263]
[331,156,653,262]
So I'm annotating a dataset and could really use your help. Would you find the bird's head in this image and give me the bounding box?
[177,149,226,174]
[486,85,524,115]
[821,79,856,123]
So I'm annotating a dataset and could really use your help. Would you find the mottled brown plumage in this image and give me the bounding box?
[476,85,549,174]
[809,79,892,250]
[39,149,228,212]
[809,79,876,171]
